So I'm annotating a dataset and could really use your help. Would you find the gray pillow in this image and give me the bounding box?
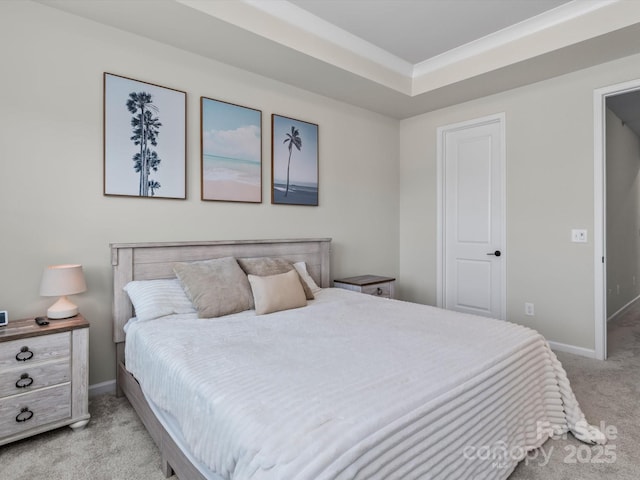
[173,257,253,318]
[237,257,314,301]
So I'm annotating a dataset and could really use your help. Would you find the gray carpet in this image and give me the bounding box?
[1,310,638,479]
[0,394,167,480]
[510,306,640,480]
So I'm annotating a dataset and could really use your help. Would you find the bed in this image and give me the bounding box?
[111,238,604,480]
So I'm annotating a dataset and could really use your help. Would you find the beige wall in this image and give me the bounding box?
[606,108,640,317]
[0,2,399,385]
[399,52,640,352]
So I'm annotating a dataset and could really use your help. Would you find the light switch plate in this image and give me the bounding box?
[571,229,588,243]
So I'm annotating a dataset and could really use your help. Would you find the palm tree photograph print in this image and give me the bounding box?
[271,114,318,206]
[104,73,186,199]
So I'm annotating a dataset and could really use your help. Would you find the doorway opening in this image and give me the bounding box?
[594,79,640,360]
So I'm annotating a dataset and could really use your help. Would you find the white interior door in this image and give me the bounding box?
[438,114,505,319]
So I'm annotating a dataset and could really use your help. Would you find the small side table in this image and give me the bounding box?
[333,275,396,299]
[0,314,90,446]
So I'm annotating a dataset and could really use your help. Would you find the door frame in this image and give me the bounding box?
[436,113,507,319]
[593,78,640,360]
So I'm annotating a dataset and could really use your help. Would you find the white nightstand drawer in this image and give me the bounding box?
[361,283,392,298]
[0,332,70,368]
[0,359,70,398]
[0,384,71,438]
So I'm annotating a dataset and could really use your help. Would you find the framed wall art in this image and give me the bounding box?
[271,114,318,206]
[201,97,262,203]
[103,73,186,199]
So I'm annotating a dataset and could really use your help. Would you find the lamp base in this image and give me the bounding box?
[47,296,78,319]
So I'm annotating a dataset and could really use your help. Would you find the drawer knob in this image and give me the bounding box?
[15,346,34,362]
[16,407,34,423]
[15,373,34,389]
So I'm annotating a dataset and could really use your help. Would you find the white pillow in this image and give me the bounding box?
[124,278,196,321]
[293,262,322,294]
[248,270,307,315]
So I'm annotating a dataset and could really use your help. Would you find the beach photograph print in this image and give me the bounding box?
[104,73,186,199]
[201,97,262,203]
[271,114,318,206]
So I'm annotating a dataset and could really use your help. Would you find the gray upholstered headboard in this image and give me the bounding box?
[110,238,332,345]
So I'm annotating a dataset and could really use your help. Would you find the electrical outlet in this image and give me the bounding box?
[571,229,588,243]
[525,302,535,316]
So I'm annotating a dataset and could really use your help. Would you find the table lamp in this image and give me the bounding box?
[40,264,87,319]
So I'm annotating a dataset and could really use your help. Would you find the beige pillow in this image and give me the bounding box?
[247,269,307,315]
[173,257,253,318]
[237,257,314,301]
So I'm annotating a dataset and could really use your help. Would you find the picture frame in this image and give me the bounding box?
[103,73,186,199]
[200,97,262,203]
[271,114,318,206]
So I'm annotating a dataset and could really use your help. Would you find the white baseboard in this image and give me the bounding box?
[607,293,640,322]
[547,340,597,359]
[89,379,116,397]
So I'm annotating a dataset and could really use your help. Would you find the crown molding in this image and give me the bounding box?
[236,0,624,88]
[411,0,640,95]
[412,0,618,79]
[178,0,412,93]
[242,0,414,77]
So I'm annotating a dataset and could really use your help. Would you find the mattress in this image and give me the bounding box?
[125,288,603,480]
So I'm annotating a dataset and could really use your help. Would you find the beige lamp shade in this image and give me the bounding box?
[40,264,87,319]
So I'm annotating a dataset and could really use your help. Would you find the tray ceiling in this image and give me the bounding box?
[36,0,640,118]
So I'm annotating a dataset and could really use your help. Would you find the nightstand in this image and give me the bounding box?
[333,275,396,299]
[0,314,90,446]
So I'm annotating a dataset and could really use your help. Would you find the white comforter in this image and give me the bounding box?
[125,288,603,480]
